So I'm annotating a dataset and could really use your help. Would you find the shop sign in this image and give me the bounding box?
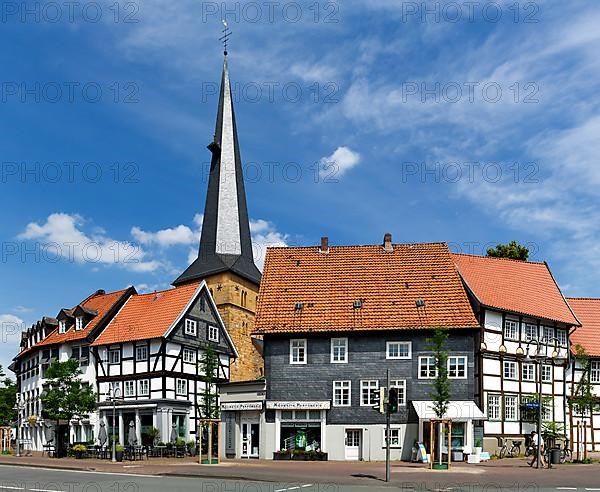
[266,401,330,410]
[221,402,263,411]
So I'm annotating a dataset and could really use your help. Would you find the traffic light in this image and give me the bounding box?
[388,387,399,414]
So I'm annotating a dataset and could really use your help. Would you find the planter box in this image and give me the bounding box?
[432,463,449,470]
[273,452,292,460]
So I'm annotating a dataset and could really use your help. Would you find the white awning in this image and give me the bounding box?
[412,401,487,420]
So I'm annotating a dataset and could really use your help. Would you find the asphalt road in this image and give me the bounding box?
[1,465,600,492]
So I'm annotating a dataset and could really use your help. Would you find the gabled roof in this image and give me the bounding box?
[567,298,600,357]
[18,287,135,357]
[452,253,580,326]
[91,281,237,356]
[255,242,479,334]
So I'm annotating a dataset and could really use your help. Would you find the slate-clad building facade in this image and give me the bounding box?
[241,236,486,461]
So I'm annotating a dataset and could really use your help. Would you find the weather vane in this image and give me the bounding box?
[219,19,231,56]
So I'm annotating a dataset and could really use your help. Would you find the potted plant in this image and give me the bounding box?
[73,444,87,459]
[187,440,197,457]
[315,451,328,461]
[273,449,292,460]
[115,445,124,462]
[474,439,482,455]
[147,427,161,446]
[27,415,38,426]
[292,449,306,461]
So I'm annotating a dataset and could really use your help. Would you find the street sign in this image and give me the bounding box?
[524,402,540,408]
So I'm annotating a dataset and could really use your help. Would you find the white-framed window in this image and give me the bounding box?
[108,349,120,365]
[542,326,555,344]
[524,323,538,342]
[176,378,187,396]
[591,361,600,383]
[333,380,351,407]
[290,339,307,364]
[504,319,518,340]
[541,364,552,382]
[360,380,379,406]
[138,379,149,396]
[185,319,197,336]
[504,361,517,380]
[59,320,67,334]
[386,341,411,360]
[183,348,196,364]
[124,381,135,397]
[504,395,518,421]
[448,356,467,379]
[487,394,501,420]
[330,338,348,363]
[208,325,219,342]
[522,363,535,382]
[383,427,402,448]
[75,317,84,331]
[390,380,407,406]
[542,398,553,420]
[419,356,437,379]
[556,329,568,347]
[136,345,148,362]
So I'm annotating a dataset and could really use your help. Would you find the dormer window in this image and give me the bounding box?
[75,317,84,331]
[59,320,67,334]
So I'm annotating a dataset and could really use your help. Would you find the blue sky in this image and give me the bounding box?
[1,0,599,370]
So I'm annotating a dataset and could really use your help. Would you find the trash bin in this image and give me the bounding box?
[550,448,561,464]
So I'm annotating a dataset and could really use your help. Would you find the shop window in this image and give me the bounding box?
[279,410,322,452]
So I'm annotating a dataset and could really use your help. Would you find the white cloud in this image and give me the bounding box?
[131,224,195,247]
[318,146,361,179]
[250,219,289,270]
[0,314,24,372]
[18,213,162,273]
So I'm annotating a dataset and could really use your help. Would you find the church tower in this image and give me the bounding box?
[174,52,263,382]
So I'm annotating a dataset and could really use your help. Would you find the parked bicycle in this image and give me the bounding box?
[560,438,573,464]
[498,438,522,458]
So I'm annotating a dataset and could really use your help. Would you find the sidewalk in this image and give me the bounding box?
[0,454,597,487]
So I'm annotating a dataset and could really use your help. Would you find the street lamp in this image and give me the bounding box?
[106,387,122,462]
[523,337,562,469]
[12,396,25,458]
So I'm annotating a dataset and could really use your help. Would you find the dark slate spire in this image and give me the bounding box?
[173,55,261,286]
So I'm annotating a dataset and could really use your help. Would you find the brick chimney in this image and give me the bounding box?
[383,233,393,252]
[319,236,329,254]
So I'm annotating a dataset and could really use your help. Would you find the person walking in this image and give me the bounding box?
[529,431,546,467]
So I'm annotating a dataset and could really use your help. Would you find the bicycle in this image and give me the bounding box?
[498,438,522,458]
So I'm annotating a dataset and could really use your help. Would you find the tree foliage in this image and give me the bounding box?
[198,345,219,420]
[486,240,529,261]
[41,360,96,424]
[569,345,600,415]
[427,328,450,419]
[0,364,17,426]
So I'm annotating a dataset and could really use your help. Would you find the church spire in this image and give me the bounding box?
[173,52,261,287]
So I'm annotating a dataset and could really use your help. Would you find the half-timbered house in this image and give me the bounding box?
[92,281,237,446]
[453,253,580,452]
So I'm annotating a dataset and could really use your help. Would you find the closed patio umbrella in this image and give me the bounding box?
[127,421,136,446]
[98,422,108,447]
[170,424,177,444]
[44,423,55,443]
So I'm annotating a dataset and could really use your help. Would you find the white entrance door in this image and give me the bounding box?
[241,420,260,458]
[345,429,362,460]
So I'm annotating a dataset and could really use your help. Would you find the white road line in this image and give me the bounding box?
[301,486,313,489]
[585,489,600,491]
[274,489,286,492]
[287,488,300,491]
[29,489,64,492]
[557,488,577,490]
[0,487,25,491]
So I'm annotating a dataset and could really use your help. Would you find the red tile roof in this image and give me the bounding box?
[452,253,579,326]
[255,242,479,334]
[92,282,201,346]
[18,288,134,357]
[34,288,134,348]
[567,298,600,357]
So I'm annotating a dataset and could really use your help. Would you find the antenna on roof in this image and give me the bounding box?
[219,19,231,56]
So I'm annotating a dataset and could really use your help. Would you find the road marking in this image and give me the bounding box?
[302,486,313,489]
[557,488,577,490]
[29,489,64,492]
[274,487,313,492]
[585,489,600,491]
[0,487,24,491]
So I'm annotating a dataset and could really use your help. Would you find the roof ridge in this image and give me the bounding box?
[567,297,600,301]
[79,287,132,307]
[267,242,448,250]
[451,252,546,266]
[132,283,199,299]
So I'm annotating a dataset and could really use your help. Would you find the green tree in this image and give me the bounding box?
[428,328,450,419]
[198,345,219,419]
[486,240,529,261]
[569,345,600,416]
[0,365,17,426]
[41,360,96,427]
